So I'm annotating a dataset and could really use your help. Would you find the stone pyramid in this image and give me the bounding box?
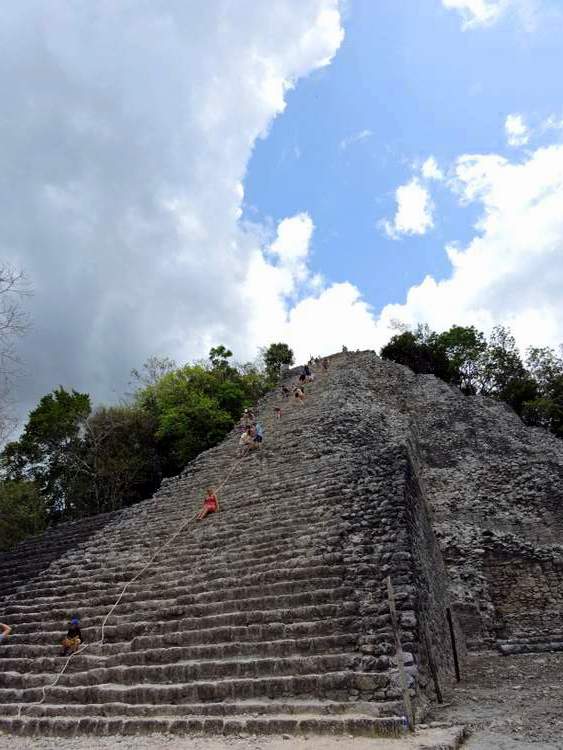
[1,351,560,738]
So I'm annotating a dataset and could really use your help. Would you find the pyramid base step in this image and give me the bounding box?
[1,714,406,738]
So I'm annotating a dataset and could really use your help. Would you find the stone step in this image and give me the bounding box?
[3,616,360,659]
[7,562,348,610]
[1,669,397,705]
[6,601,360,646]
[0,713,404,738]
[6,586,355,636]
[4,521,333,577]
[498,641,563,655]
[6,544,352,599]
[1,698,402,719]
[14,516,341,568]
[0,633,358,674]
[2,576,347,622]
[1,652,360,691]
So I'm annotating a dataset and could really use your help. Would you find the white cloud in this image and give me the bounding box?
[339,129,373,151]
[505,113,530,146]
[0,1,344,415]
[442,0,542,30]
[375,143,563,351]
[380,179,435,239]
[542,114,563,133]
[281,134,563,362]
[443,0,512,27]
[4,0,562,413]
[421,156,445,181]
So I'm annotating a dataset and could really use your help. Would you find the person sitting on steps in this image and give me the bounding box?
[281,385,290,399]
[0,622,12,644]
[239,428,256,455]
[293,386,305,405]
[197,487,219,521]
[254,421,264,446]
[61,615,82,656]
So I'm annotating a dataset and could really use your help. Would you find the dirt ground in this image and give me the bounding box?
[0,726,468,750]
[428,651,563,749]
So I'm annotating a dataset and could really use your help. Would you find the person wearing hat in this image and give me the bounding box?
[61,615,83,656]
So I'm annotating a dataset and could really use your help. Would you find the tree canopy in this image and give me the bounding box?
[263,342,294,382]
[0,344,274,548]
[381,323,562,438]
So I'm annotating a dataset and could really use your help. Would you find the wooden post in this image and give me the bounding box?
[447,607,461,682]
[386,576,415,732]
[423,626,443,703]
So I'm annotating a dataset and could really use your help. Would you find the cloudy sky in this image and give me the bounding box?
[2,0,563,418]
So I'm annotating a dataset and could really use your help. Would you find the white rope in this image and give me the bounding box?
[14,370,324,721]
[15,450,246,720]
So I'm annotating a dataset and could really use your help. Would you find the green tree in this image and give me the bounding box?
[0,480,46,551]
[476,326,536,412]
[380,326,450,379]
[0,263,31,441]
[81,406,161,514]
[433,325,487,393]
[263,342,295,382]
[137,365,235,476]
[2,387,91,517]
[526,346,563,394]
[522,346,563,436]
[129,355,177,388]
[209,345,233,370]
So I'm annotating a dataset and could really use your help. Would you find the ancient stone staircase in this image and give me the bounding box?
[0,512,120,602]
[0,355,425,738]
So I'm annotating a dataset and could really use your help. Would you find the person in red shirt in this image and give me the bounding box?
[197,488,219,521]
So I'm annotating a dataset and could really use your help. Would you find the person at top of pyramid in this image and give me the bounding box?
[197,487,219,521]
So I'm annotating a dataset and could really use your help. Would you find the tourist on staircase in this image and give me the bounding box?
[0,622,11,644]
[274,406,282,419]
[281,385,290,399]
[196,488,219,521]
[293,385,305,405]
[254,421,264,446]
[239,428,256,455]
[60,615,82,656]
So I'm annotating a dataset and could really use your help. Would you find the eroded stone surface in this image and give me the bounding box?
[0,351,560,737]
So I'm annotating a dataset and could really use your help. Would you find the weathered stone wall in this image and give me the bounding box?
[320,361,461,705]
[355,350,563,652]
[403,451,461,699]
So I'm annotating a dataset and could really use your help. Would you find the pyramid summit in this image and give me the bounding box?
[0,351,561,738]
